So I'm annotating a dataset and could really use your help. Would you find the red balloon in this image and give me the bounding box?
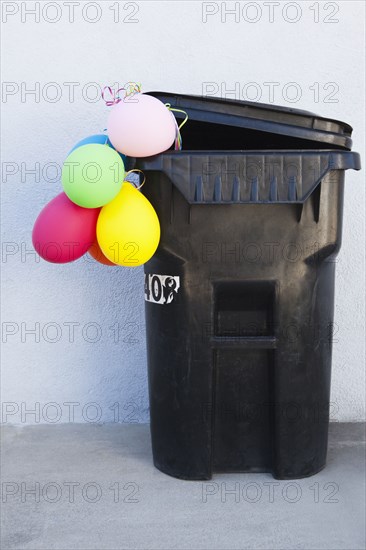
[88,240,116,266]
[32,193,100,263]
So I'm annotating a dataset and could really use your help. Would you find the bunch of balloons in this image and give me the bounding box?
[32,85,185,267]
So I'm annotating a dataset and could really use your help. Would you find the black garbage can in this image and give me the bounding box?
[137,93,361,480]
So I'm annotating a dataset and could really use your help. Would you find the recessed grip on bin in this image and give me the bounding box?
[138,151,360,204]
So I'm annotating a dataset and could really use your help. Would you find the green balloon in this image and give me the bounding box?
[62,143,125,208]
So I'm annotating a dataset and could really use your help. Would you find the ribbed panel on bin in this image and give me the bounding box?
[139,151,360,204]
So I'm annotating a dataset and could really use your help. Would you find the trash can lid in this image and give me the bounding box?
[146,91,353,150]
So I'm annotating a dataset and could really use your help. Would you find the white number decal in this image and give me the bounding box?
[144,274,180,305]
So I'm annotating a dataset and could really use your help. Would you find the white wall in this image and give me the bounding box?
[1,0,365,424]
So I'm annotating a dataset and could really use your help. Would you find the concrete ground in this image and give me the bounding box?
[1,423,365,550]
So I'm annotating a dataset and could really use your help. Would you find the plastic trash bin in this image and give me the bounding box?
[137,92,361,480]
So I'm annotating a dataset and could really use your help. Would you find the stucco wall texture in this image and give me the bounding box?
[1,1,365,424]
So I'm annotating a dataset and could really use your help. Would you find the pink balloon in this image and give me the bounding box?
[32,193,100,263]
[107,93,177,157]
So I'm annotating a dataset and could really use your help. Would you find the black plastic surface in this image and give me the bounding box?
[138,150,360,204]
[137,95,361,480]
[147,91,354,150]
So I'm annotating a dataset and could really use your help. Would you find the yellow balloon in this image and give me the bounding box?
[97,181,160,267]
